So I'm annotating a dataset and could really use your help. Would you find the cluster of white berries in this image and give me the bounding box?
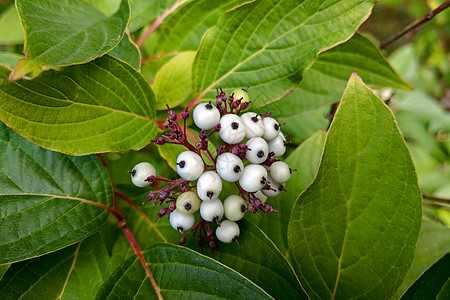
[130,87,294,250]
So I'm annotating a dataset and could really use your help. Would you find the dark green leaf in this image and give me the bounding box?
[393,220,450,299]
[0,55,157,155]
[192,0,375,106]
[152,0,246,54]
[288,74,422,299]
[97,243,272,299]
[248,130,326,254]
[129,0,179,32]
[109,33,141,71]
[11,0,130,79]
[0,232,113,299]
[401,254,450,300]
[0,121,112,264]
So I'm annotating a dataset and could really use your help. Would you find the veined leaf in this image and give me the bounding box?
[393,220,450,299]
[96,243,273,299]
[11,0,130,79]
[0,55,157,155]
[129,0,180,32]
[192,0,375,106]
[0,121,112,264]
[109,32,141,71]
[288,74,422,299]
[0,232,112,299]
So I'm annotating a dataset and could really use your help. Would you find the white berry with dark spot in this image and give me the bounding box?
[223,195,247,221]
[130,162,156,187]
[176,191,201,215]
[176,151,204,181]
[241,112,264,139]
[216,153,244,182]
[268,132,286,157]
[218,114,246,144]
[270,161,291,183]
[193,102,220,130]
[197,171,222,201]
[216,220,240,243]
[239,164,267,192]
[200,199,224,223]
[246,137,269,164]
[262,175,283,197]
[170,209,195,232]
[262,117,280,141]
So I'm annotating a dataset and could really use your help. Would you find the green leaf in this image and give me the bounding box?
[288,74,422,299]
[129,0,179,32]
[192,0,375,106]
[0,232,113,299]
[248,130,326,254]
[0,265,9,280]
[0,55,157,155]
[97,243,273,299]
[0,5,24,45]
[0,121,113,264]
[152,0,246,54]
[392,220,450,299]
[11,0,130,79]
[199,219,308,299]
[0,51,24,69]
[401,254,450,300]
[109,33,141,71]
[152,51,196,110]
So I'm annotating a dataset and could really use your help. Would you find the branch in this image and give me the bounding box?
[422,192,450,204]
[380,0,450,49]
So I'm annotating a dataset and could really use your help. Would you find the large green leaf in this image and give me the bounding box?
[11,0,130,79]
[97,243,272,299]
[129,0,179,32]
[288,74,422,299]
[248,130,326,254]
[400,254,450,300]
[192,0,375,107]
[0,5,24,45]
[0,55,157,155]
[393,220,450,299]
[198,219,308,299]
[151,0,246,55]
[0,232,113,299]
[0,121,112,264]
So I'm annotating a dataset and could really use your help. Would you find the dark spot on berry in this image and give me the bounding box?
[231,122,239,129]
[131,169,136,177]
[206,191,214,198]
[257,150,265,158]
[212,216,219,223]
[274,123,280,131]
[241,204,246,212]
[260,176,266,185]
[205,103,213,109]
[184,203,192,211]
[177,226,184,231]
[234,165,241,173]
[178,160,186,168]
[251,115,259,122]
[278,185,284,191]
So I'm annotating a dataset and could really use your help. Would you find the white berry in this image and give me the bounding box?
[270,161,291,183]
[216,153,244,182]
[223,195,247,221]
[218,114,246,144]
[246,137,269,164]
[239,164,268,192]
[197,171,222,201]
[176,151,204,181]
[268,132,286,157]
[241,112,264,139]
[170,209,195,232]
[200,199,224,223]
[262,175,284,197]
[130,162,156,187]
[193,102,220,130]
[262,117,280,141]
[176,191,201,215]
[216,220,240,243]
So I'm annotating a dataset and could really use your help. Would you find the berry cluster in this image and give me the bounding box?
[130,87,294,250]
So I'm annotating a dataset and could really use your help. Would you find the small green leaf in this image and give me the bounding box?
[152,51,196,110]
[129,0,179,32]
[288,74,422,299]
[109,33,141,71]
[393,220,450,299]
[11,0,130,79]
[0,51,24,69]
[0,232,113,299]
[192,0,375,106]
[0,55,157,155]
[0,121,113,264]
[249,130,326,254]
[97,243,273,299]
[401,254,450,300]
[152,0,246,54]
[0,5,24,45]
